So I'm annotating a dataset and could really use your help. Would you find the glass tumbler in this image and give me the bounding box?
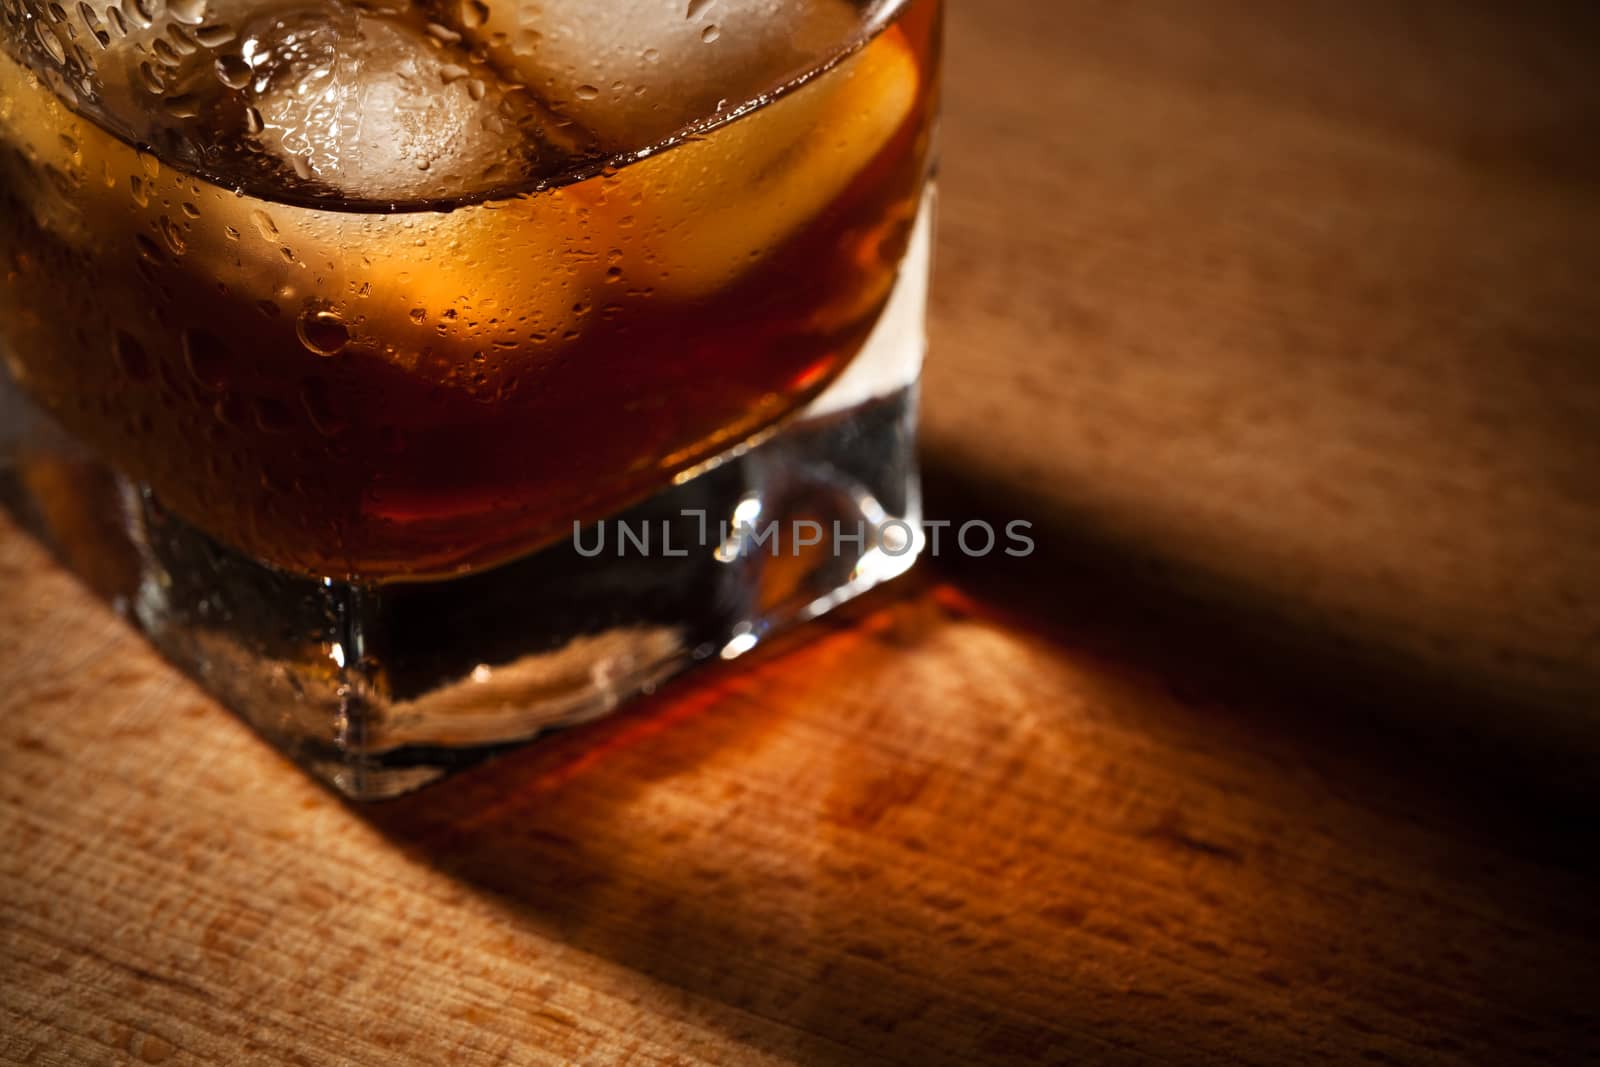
[0,0,941,797]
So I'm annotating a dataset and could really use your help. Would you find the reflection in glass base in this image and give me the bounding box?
[0,197,930,800]
[1,385,920,798]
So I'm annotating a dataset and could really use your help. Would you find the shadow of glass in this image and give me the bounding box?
[362,491,1598,1062]
[919,452,1600,865]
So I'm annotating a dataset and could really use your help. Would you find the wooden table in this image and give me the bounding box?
[4,1,1598,1062]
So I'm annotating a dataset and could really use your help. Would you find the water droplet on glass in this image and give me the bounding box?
[163,92,199,118]
[137,59,165,93]
[249,209,277,240]
[114,330,152,381]
[151,37,180,67]
[181,328,228,388]
[253,396,292,432]
[158,215,186,255]
[701,23,721,43]
[165,0,204,24]
[34,22,67,63]
[299,377,346,436]
[214,53,250,89]
[296,307,350,356]
[76,3,101,37]
[575,83,600,101]
[166,24,199,54]
[193,23,233,46]
[460,0,488,28]
[212,390,248,426]
[242,105,263,134]
[686,0,713,18]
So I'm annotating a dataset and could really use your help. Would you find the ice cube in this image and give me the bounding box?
[240,6,536,200]
[171,181,607,398]
[605,23,919,298]
[461,0,863,152]
[0,11,602,400]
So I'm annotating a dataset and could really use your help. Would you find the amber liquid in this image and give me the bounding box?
[0,0,938,580]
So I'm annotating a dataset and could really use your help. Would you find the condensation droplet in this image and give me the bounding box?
[253,396,292,432]
[114,330,152,381]
[409,307,426,324]
[181,328,228,389]
[181,201,200,218]
[166,0,205,24]
[460,0,488,28]
[106,4,128,35]
[163,92,199,119]
[134,233,165,264]
[128,0,158,26]
[296,307,350,356]
[250,209,277,240]
[299,378,346,436]
[151,37,180,68]
[701,23,720,43]
[76,3,102,38]
[34,23,67,64]
[575,84,600,101]
[193,22,233,46]
[212,390,248,426]
[686,0,713,18]
[242,105,263,134]
[214,54,250,89]
[167,24,199,55]
[158,215,186,255]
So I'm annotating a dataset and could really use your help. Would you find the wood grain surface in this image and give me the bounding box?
[4,1,1599,1063]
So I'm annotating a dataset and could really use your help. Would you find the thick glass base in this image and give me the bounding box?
[2,386,922,799]
[0,196,931,800]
